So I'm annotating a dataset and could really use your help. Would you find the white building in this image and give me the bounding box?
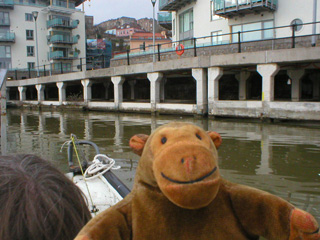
[160,0,319,46]
[0,0,86,73]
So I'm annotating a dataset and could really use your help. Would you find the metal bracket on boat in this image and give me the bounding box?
[66,140,100,172]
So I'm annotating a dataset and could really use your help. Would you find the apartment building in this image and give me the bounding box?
[159,0,319,45]
[0,0,86,73]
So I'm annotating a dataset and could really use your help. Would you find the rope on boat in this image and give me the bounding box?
[70,134,98,215]
[84,154,120,180]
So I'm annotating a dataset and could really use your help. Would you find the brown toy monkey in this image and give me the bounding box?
[75,122,320,240]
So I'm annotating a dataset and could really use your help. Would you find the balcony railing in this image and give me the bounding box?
[47,18,79,29]
[214,0,277,18]
[48,35,78,44]
[0,0,14,8]
[52,0,75,9]
[49,50,79,60]
[158,12,172,30]
[0,32,15,42]
[159,0,196,11]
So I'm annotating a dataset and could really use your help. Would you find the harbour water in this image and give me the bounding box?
[1,108,320,223]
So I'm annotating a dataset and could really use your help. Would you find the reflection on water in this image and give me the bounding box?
[2,109,320,223]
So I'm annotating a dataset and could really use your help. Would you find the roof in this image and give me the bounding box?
[75,0,87,7]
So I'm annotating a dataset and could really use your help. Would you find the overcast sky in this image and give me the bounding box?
[77,0,160,25]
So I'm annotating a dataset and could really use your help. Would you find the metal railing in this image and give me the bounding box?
[47,18,79,29]
[214,0,277,11]
[48,51,79,60]
[5,21,320,80]
[0,0,14,6]
[48,35,78,44]
[0,32,14,41]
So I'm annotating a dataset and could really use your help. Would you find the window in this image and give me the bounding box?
[179,9,193,40]
[28,0,36,4]
[25,13,33,22]
[291,19,303,32]
[179,9,193,33]
[0,61,11,69]
[27,46,34,56]
[211,31,222,45]
[26,29,34,40]
[0,46,11,58]
[0,12,9,25]
[27,62,35,69]
[232,20,274,42]
[210,0,221,21]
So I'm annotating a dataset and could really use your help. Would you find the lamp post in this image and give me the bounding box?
[151,0,156,63]
[32,11,40,77]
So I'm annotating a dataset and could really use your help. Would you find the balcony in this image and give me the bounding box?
[0,0,14,9]
[0,32,15,42]
[49,50,79,60]
[158,12,172,30]
[48,35,78,44]
[47,18,79,29]
[159,0,196,11]
[213,0,277,18]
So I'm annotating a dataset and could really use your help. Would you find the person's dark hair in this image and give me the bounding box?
[0,154,91,240]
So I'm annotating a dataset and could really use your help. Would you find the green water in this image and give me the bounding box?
[2,108,320,223]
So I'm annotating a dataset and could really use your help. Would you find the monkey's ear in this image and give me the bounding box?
[129,134,149,156]
[207,131,222,149]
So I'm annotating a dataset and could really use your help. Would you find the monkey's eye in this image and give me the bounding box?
[196,133,202,140]
[161,137,167,144]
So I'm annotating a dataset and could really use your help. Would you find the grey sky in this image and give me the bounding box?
[78,0,160,25]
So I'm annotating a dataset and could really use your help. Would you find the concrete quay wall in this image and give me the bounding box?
[6,46,320,121]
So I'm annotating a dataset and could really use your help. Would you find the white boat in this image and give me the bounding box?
[63,137,130,216]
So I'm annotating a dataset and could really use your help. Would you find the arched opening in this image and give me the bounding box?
[219,74,239,100]
[301,75,314,101]
[26,86,37,100]
[247,72,262,100]
[164,77,196,103]
[274,71,291,101]
[66,83,83,101]
[45,83,58,100]
[9,87,19,100]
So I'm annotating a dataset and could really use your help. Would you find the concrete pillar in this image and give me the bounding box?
[36,84,45,102]
[128,80,136,100]
[192,68,207,115]
[18,86,26,101]
[111,76,125,109]
[56,82,66,104]
[208,67,223,104]
[235,71,251,100]
[147,72,163,112]
[309,73,320,100]
[257,64,279,102]
[81,79,93,103]
[287,69,304,102]
[103,82,111,99]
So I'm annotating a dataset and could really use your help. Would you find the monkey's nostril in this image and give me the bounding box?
[181,158,185,164]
